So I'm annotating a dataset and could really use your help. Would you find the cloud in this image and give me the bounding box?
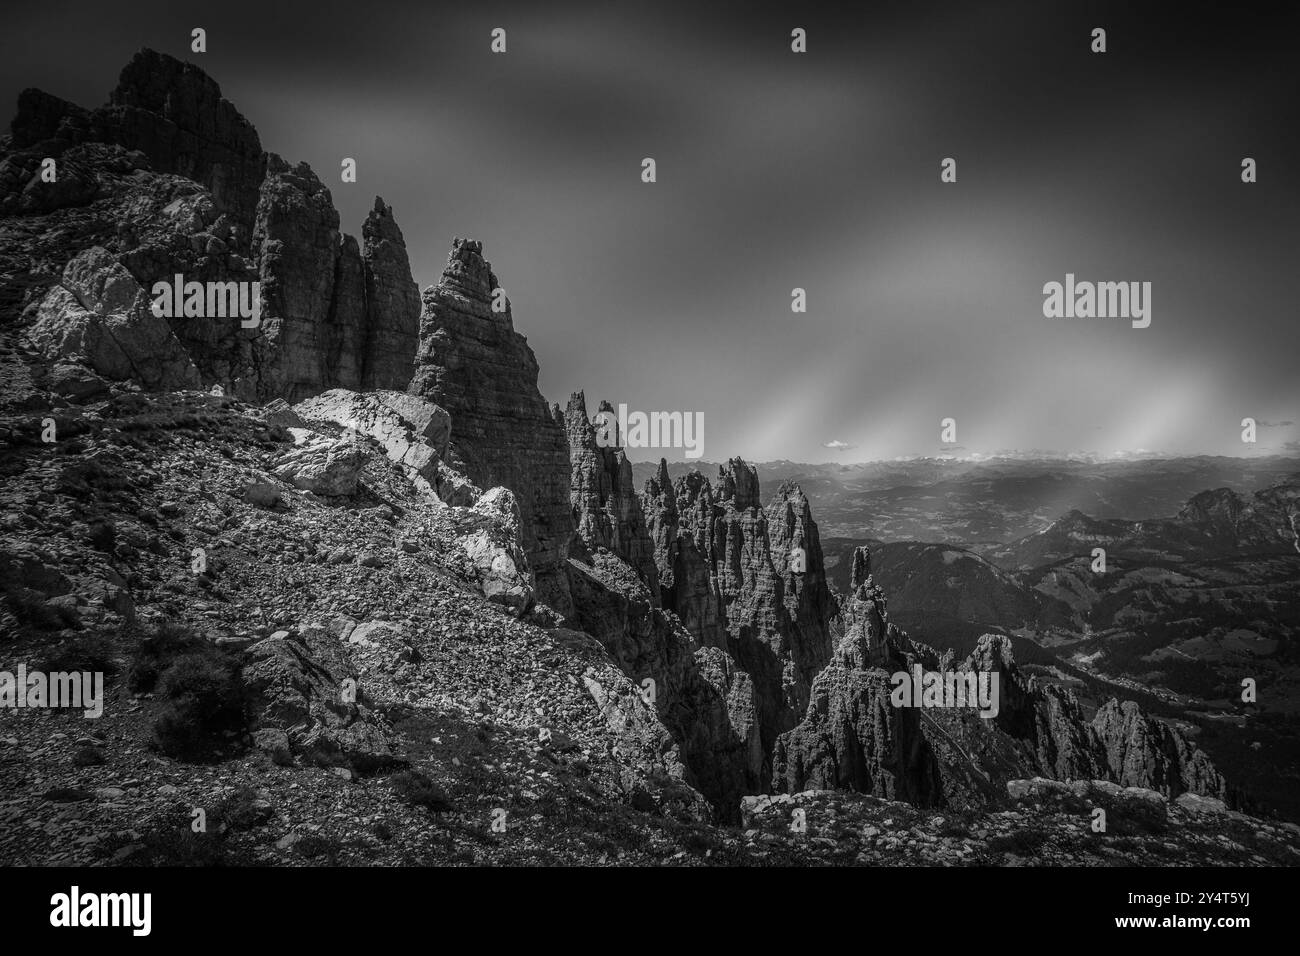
[822,439,856,450]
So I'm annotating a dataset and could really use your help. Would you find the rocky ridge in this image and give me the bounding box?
[0,387,1285,865]
[772,547,1229,809]
[0,50,1284,866]
[1,49,419,402]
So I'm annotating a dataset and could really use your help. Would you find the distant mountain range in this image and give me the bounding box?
[632,455,1300,547]
[811,470,1300,821]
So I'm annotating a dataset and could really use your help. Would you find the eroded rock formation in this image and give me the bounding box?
[772,547,944,803]
[773,546,1230,809]
[642,458,835,768]
[564,392,660,596]
[408,238,575,612]
[1,50,419,403]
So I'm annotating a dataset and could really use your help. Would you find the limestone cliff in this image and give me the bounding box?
[564,391,660,598]
[643,458,835,768]
[1,50,419,402]
[774,546,1231,808]
[407,238,575,612]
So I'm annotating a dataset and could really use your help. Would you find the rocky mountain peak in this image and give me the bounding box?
[433,236,503,310]
[408,239,574,610]
[563,391,659,598]
[651,458,673,495]
[850,545,872,593]
[104,48,265,223]
[717,456,761,510]
[1,49,419,403]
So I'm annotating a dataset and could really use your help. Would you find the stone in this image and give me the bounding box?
[26,247,202,391]
[457,487,534,614]
[293,388,450,486]
[271,433,368,496]
[1175,792,1229,816]
[242,625,398,774]
[262,398,304,429]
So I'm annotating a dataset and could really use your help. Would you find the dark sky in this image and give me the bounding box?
[4,0,1298,462]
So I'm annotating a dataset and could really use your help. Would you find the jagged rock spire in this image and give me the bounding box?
[563,391,659,601]
[850,546,871,593]
[408,239,575,611]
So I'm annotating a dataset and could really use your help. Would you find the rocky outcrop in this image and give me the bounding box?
[562,552,763,819]
[408,238,575,613]
[642,458,834,771]
[291,388,451,493]
[963,634,1226,802]
[564,391,660,597]
[251,165,419,401]
[1093,699,1228,801]
[92,49,266,225]
[772,547,944,802]
[555,450,840,813]
[359,199,420,390]
[766,479,838,697]
[772,546,1231,811]
[271,429,370,496]
[25,246,201,391]
[1,50,419,404]
[644,461,724,646]
[456,487,534,615]
[242,622,399,774]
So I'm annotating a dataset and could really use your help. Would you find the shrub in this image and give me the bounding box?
[127,621,208,694]
[1,583,79,632]
[939,820,972,839]
[151,651,248,760]
[96,808,236,867]
[40,635,117,675]
[71,746,106,767]
[212,786,272,832]
[87,521,116,553]
[295,834,347,862]
[988,828,1050,855]
[390,770,455,813]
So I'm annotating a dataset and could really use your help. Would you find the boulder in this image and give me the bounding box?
[455,487,533,614]
[25,247,201,391]
[271,432,368,496]
[293,387,450,484]
[241,626,398,773]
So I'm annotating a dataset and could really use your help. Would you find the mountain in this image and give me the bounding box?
[1,50,1293,866]
[2,50,420,402]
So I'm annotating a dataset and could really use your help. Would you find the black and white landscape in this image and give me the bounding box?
[1,1,1298,873]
